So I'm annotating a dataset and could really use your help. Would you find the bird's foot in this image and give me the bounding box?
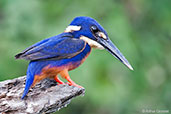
[66,82,83,88]
[58,82,65,85]
[54,76,65,85]
[59,69,83,88]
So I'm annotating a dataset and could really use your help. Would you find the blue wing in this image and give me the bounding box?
[15,33,86,61]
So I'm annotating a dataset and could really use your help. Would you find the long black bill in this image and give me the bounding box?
[98,38,133,70]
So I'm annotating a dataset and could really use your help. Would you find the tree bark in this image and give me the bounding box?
[0,76,85,114]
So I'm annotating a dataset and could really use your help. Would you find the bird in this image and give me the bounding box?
[15,16,133,99]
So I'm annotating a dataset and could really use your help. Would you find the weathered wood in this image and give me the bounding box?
[0,76,85,114]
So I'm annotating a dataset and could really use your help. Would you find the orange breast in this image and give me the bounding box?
[32,65,65,87]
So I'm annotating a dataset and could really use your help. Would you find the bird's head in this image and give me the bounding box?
[65,16,133,70]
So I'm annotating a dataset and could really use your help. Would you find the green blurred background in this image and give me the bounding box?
[0,0,171,114]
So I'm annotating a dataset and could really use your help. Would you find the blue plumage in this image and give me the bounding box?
[16,16,133,99]
[21,43,91,99]
[70,16,108,40]
[21,63,34,99]
[16,33,86,61]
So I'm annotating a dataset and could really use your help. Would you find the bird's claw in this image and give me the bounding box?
[57,82,65,85]
[66,82,83,88]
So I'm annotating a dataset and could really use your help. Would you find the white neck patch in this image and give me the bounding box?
[80,36,104,50]
[64,25,81,32]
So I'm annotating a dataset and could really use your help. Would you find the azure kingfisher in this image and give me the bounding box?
[15,16,133,99]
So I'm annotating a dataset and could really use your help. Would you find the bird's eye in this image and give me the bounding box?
[90,25,107,40]
[90,25,99,34]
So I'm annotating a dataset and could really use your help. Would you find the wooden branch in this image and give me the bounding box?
[0,76,85,114]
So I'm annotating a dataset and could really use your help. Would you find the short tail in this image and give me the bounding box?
[21,63,34,99]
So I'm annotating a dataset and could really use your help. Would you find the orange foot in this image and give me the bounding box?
[54,76,65,85]
[66,82,83,88]
[60,69,83,88]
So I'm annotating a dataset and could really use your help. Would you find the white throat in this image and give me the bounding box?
[80,36,104,50]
